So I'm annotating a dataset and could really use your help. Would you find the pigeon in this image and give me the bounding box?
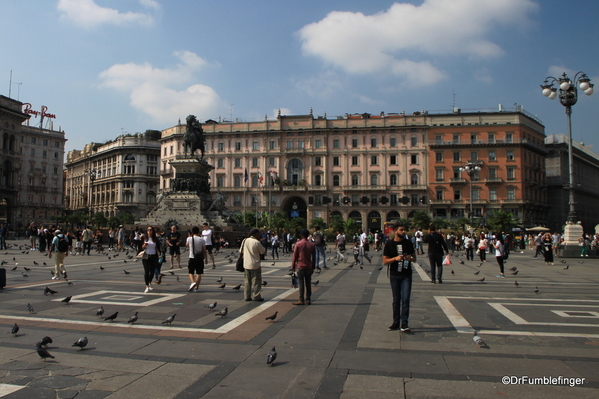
[219,283,226,289]
[206,302,217,310]
[271,262,275,266]
[265,311,278,322]
[312,280,319,286]
[67,281,74,286]
[477,262,483,268]
[124,270,130,275]
[37,347,55,361]
[458,260,464,264]
[232,284,241,290]
[10,323,19,335]
[267,346,277,366]
[563,265,569,270]
[262,281,268,286]
[472,330,486,347]
[579,261,584,264]
[534,286,539,294]
[43,262,47,266]
[96,306,104,317]
[104,312,118,322]
[21,272,28,278]
[72,336,88,350]
[451,270,455,275]
[10,266,17,271]
[511,270,519,275]
[162,314,176,325]
[514,280,519,287]
[127,312,138,324]
[24,266,31,271]
[560,260,567,264]
[100,266,105,270]
[44,286,58,296]
[27,303,34,313]
[62,296,72,304]
[477,277,485,282]
[509,266,517,271]
[474,270,480,275]
[36,336,53,348]
[216,277,223,283]
[215,307,228,318]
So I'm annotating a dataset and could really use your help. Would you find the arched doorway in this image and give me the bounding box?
[387,211,401,221]
[348,210,362,228]
[367,211,382,233]
[281,196,308,221]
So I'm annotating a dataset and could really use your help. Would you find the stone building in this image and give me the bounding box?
[64,132,161,220]
[545,134,599,234]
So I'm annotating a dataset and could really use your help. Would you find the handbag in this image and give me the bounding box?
[135,250,148,260]
[236,239,246,272]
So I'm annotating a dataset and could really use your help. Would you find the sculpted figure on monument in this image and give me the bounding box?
[184,115,206,159]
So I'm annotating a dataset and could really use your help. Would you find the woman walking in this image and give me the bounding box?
[478,234,488,262]
[494,236,506,278]
[542,232,554,265]
[141,226,161,293]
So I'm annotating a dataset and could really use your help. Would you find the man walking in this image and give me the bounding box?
[241,228,266,302]
[166,225,182,269]
[82,226,93,256]
[117,225,126,251]
[383,223,416,332]
[186,226,207,292]
[202,223,216,269]
[423,223,449,284]
[49,230,70,280]
[312,226,327,269]
[291,229,316,305]
[358,228,372,265]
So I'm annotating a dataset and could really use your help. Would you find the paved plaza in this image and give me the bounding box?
[1,240,598,398]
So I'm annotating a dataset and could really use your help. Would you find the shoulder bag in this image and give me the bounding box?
[236,239,246,272]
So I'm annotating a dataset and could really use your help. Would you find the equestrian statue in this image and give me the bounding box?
[184,115,206,159]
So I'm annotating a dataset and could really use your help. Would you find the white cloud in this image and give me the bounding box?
[474,68,493,84]
[99,51,225,123]
[139,0,160,11]
[57,0,155,28]
[298,0,538,85]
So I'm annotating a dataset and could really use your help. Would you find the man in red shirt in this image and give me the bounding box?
[291,229,316,305]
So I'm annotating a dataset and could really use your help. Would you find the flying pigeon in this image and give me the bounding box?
[62,296,72,304]
[162,314,176,325]
[127,312,138,324]
[96,306,104,317]
[267,346,277,366]
[104,312,118,322]
[265,311,278,322]
[36,336,53,348]
[37,347,55,361]
[100,266,105,270]
[472,330,486,347]
[72,336,88,350]
[215,307,228,318]
[206,302,217,310]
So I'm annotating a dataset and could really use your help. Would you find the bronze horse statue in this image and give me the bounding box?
[184,115,205,159]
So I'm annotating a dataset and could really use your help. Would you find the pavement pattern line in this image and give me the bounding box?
[50,290,187,306]
[0,384,24,398]
[435,295,599,338]
[488,302,599,328]
[0,288,296,334]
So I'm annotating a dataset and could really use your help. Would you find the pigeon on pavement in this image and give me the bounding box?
[72,337,88,350]
[267,346,277,366]
[27,303,35,313]
[127,312,138,324]
[219,283,226,289]
[215,307,228,318]
[232,284,241,290]
[96,306,104,317]
[10,323,19,335]
[477,277,485,282]
[162,314,176,325]
[265,311,278,322]
[61,296,72,304]
[37,347,55,361]
[36,336,53,348]
[206,302,217,310]
[44,286,58,296]
[104,312,118,322]
[472,330,486,347]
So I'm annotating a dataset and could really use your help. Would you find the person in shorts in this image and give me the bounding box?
[186,226,207,292]
[202,223,216,269]
[166,225,182,269]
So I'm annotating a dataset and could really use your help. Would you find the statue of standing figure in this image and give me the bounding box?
[184,115,206,159]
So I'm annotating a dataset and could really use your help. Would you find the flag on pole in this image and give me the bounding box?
[258,172,264,186]
[269,170,277,185]
[244,168,249,183]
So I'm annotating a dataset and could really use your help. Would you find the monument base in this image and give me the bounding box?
[557,221,596,258]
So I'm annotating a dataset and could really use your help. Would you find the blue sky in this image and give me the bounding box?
[1,0,598,155]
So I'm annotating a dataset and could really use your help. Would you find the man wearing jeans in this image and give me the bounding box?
[291,229,316,305]
[312,226,327,269]
[383,223,416,332]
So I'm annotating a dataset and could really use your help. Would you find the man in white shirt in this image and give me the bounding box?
[202,223,216,269]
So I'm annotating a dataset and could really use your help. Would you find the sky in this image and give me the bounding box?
[1,0,599,156]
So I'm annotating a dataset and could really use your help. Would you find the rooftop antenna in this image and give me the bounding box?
[452,89,456,109]
[8,70,12,98]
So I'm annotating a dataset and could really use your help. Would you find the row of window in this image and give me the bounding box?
[214,154,418,169]
[435,150,516,162]
[215,173,424,188]
[24,148,60,159]
[434,133,514,145]
[26,136,61,147]
[435,188,517,201]
[435,166,518,181]
[216,136,421,152]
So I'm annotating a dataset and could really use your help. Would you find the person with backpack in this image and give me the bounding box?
[423,223,449,284]
[49,230,70,280]
[312,226,327,270]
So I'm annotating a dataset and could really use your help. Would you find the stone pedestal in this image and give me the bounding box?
[558,221,585,258]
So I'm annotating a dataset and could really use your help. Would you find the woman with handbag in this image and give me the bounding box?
[478,234,488,262]
[141,226,161,293]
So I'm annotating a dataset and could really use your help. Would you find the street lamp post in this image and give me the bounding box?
[86,168,97,220]
[459,161,483,227]
[541,72,593,253]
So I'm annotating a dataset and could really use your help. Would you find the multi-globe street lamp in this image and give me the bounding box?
[459,161,483,227]
[541,72,593,251]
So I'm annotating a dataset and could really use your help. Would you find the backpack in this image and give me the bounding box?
[313,232,322,246]
[57,235,69,253]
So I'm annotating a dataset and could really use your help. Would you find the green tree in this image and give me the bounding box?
[91,212,108,228]
[239,211,257,227]
[309,217,327,231]
[454,217,471,232]
[486,210,518,234]
[432,217,451,231]
[116,212,135,226]
[284,217,306,236]
[329,214,345,234]
[410,211,431,230]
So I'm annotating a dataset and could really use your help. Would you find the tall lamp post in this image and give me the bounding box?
[459,161,483,227]
[541,72,593,252]
[86,168,97,220]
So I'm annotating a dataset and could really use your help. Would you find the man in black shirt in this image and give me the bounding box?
[383,223,416,332]
[166,225,182,269]
[423,223,449,284]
